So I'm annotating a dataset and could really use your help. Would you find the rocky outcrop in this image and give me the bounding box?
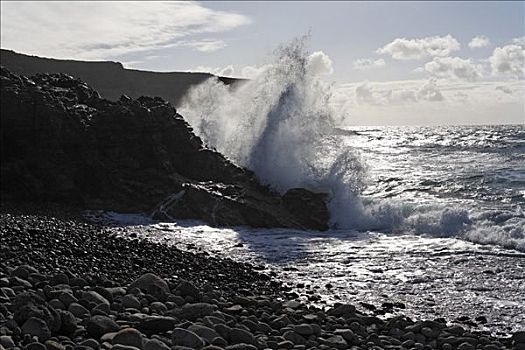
[0,67,329,230]
[0,49,242,106]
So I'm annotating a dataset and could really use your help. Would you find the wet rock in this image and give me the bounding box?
[128,274,169,302]
[177,303,216,321]
[187,325,221,343]
[112,328,143,349]
[229,328,254,345]
[0,336,15,349]
[25,342,47,350]
[143,339,169,350]
[21,317,51,341]
[121,295,141,310]
[86,316,120,338]
[137,316,177,333]
[69,303,90,318]
[175,281,200,300]
[171,328,205,349]
[44,340,65,350]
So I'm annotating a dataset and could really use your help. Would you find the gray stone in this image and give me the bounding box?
[0,336,15,349]
[86,316,120,338]
[59,293,78,308]
[175,281,200,300]
[82,292,109,307]
[230,328,254,345]
[21,317,51,341]
[25,342,46,350]
[112,328,143,349]
[59,310,77,335]
[458,343,475,350]
[128,274,169,301]
[78,339,100,350]
[293,324,313,336]
[283,331,305,345]
[48,299,66,312]
[188,325,220,343]
[137,316,177,333]
[44,340,65,350]
[334,329,355,343]
[68,303,90,318]
[329,304,356,317]
[171,328,205,349]
[111,346,140,350]
[224,345,257,350]
[178,303,217,321]
[149,302,167,314]
[323,335,347,349]
[121,295,142,310]
[143,339,169,350]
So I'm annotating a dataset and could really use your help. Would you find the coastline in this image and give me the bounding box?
[1,205,523,350]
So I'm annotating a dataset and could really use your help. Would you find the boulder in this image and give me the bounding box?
[86,315,120,338]
[128,274,169,302]
[171,328,205,349]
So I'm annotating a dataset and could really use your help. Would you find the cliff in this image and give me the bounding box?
[0,67,329,230]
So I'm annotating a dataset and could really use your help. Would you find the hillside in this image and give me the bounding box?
[0,49,242,106]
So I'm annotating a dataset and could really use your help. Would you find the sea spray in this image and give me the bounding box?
[180,38,525,251]
[180,37,366,228]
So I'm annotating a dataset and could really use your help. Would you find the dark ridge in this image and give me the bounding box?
[0,49,244,107]
[0,67,329,230]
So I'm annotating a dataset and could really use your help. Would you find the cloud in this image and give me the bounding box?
[353,58,385,70]
[424,57,483,81]
[489,40,525,78]
[354,79,444,106]
[193,65,236,77]
[335,79,524,125]
[468,35,490,49]
[0,2,251,60]
[377,35,460,60]
[417,80,445,101]
[180,40,227,53]
[306,51,334,75]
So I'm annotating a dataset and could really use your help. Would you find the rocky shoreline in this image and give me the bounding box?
[0,66,328,231]
[1,211,524,350]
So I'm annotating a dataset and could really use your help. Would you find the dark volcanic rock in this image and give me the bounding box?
[0,67,329,230]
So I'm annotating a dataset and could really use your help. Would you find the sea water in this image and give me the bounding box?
[99,38,525,333]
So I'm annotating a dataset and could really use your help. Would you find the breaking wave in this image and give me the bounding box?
[180,37,525,252]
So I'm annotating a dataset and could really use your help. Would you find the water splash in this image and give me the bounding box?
[180,37,365,228]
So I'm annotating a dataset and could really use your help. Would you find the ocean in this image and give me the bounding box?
[98,41,525,334]
[98,124,525,335]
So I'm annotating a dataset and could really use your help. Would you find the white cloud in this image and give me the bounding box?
[489,40,525,78]
[377,35,460,60]
[353,58,385,70]
[193,65,236,77]
[513,37,525,46]
[306,51,334,75]
[468,35,490,49]
[334,79,524,125]
[424,57,483,81]
[353,79,444,106]
[180,40,227,53]
[0,2,251,60]
[417,79,445,101]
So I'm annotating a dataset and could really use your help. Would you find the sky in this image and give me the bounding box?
[1,1,524,126]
